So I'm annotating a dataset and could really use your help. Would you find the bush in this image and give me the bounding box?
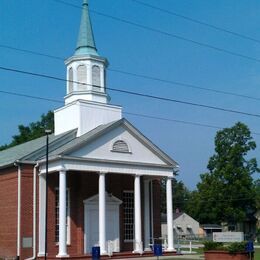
[203,241,224,251]
[203,241,247,254]
[256,228,260,242]
[227,241,247,254]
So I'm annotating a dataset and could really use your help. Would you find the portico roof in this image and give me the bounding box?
[0,118,179,172]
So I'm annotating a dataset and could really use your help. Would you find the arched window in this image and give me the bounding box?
[92,65,101,91]
[77,65,87,91]
[112,140,130,153]
[68,67,73,93]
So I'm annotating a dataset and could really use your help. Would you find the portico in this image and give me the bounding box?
[37,144,177,257]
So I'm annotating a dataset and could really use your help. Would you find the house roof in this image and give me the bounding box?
[0,129,77,168]
[161,212,184,223]
[201,224,222,229]
[0,118,178,169]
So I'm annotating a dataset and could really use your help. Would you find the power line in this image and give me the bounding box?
[52,0,260,64]
[130,0,260,45]
[176,196,256,204]
[0,89,63,104]
[2,88,260,136]
[1,43,260,102]
[109,68,260,102]
[0,44,64,61]
[1,65,260,118]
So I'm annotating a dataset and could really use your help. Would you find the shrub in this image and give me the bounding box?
[203,241,224,251]
[227,241,247,254]
[203,241,247,254]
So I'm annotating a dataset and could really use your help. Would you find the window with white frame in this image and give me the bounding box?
[55,188,70,244]
[123,191,134,241]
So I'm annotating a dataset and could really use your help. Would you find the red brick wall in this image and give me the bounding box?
[0,167,18,258]
[20,164,34,260]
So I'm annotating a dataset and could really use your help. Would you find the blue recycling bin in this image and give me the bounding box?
[153,244,163,257]
[92,246,100,260]
[246,240,254,253]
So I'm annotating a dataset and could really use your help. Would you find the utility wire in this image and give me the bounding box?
[0,44,64,61]
[1,65,260,118]
[1,88,260,136]
[1,43,260,102]
[109,68,260,102]
[130,0,260,45]
[53,0,260,64]
[174,196,256,203]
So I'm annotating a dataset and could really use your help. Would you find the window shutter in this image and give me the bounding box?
[77,65,87,91]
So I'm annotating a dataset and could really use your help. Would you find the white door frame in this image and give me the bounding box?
[83,193,122,254]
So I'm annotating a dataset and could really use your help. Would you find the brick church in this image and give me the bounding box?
[0,0,179,259]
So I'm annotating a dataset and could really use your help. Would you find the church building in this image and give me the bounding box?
[0,0,179,259]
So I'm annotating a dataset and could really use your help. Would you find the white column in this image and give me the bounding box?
[134,174,143,253]
[99,172,107,255]
[87,62,92,91]
[57,170,68,257]
[166,177,175,251]
[144,180,151,251]
[38,173,46,256]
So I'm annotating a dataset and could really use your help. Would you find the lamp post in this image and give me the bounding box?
[44,129,52,260]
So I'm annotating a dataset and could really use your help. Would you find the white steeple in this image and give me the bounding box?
[54,0,122,136]
[64,0,109,105]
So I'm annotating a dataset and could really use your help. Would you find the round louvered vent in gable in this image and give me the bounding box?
[112,140,130,153]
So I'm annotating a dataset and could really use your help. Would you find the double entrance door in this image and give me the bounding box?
[84,194,121,254]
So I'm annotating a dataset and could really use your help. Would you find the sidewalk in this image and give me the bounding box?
[118,254,204,260]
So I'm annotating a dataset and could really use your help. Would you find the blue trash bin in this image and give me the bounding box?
[92,246,100,260]
[153,244,163,257]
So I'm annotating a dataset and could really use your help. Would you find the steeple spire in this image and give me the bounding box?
[75,0,98,56]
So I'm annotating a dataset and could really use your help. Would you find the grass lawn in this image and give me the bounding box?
[255,248,260,260]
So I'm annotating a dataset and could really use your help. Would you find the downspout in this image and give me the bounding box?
[14,162,21,259]
[25,163,39,260]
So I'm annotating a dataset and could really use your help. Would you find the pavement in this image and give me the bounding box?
[118,254,204,260]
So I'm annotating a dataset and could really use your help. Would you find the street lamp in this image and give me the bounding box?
[45,129,52,260]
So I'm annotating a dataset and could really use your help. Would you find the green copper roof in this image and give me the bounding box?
[75,0,98,56]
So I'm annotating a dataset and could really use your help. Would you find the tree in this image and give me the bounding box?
[255,179,260,213]
[0,111,54,151]
[161,178,190,213]
[187,122,259,226]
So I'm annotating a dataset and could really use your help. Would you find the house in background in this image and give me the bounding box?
[161,212,200,240]
[200,224,222,239]
[0,0,179,259]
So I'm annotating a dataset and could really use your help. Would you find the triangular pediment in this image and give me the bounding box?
[83,193,122,205]
[63,119,177,167]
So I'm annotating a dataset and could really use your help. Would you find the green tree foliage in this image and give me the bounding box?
[0,111,54,151]
[255,179,260,211]
[161,178,190,213]
[186,122,259,225]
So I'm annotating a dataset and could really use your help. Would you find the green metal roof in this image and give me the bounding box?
[0,119,178,168]
[0,129,77,168]
[75,0,98,56]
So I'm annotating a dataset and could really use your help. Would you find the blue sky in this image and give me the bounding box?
[1,0,260,189]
